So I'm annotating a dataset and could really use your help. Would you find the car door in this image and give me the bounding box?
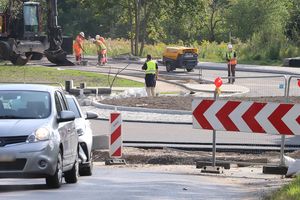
[54,91,76,167]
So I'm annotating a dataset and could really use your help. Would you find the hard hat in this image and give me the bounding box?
[79,32,85,38]
[227,44,233,49]
[95,35,100,40]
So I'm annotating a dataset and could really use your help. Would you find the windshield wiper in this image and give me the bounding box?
[0,115,35,119]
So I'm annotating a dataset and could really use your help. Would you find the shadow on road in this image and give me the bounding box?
[0,184,48,193]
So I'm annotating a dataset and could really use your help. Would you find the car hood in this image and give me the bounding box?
[0,119,50,137]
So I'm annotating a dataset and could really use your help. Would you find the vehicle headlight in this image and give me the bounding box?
[77,128,84,136]
[27,127,50,143]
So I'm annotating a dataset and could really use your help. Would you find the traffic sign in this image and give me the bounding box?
[192,99,300,135]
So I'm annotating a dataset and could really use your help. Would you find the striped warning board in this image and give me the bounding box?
[109,112,122,158]
[192,99,300,135]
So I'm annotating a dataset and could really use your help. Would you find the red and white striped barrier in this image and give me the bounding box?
[109,112,122,158]
[192,99,300,135]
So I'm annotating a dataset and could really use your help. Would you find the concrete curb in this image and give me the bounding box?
[95,117,192,125]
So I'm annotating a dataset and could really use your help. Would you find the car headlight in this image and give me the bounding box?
[27,127,50,143]
[77,128,84,136]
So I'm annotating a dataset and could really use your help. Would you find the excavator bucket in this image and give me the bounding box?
[44,48,74,66]
[45,26,74,66]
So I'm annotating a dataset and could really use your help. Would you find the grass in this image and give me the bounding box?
[265,176,300,200]
[0,65,144,88]
[82,38,296,66]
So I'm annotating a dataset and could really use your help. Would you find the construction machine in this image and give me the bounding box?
[0,0,73,65]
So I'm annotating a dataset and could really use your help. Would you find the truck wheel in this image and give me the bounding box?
[64,152,79,183]
[10,53,29,65]
[0,41,11,60]
[166,63,172,72]
[46,150,63,188]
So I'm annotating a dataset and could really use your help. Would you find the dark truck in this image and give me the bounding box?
[162,46,198,72]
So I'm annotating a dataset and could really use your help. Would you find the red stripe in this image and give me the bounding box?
[111,126,121,145]
[297,116,300,125]
[242,102,266,133]
[111,113,120,123]
[268,104,293,135]
[216,101,241,131]
[112,147,121,157]
[193,100,214,130]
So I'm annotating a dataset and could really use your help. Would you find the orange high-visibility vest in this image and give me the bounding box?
[73,35,84,56]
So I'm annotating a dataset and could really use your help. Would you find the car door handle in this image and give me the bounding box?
[67,128,71,133]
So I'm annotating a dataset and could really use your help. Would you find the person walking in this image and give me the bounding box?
[142,54,158,97]
[94,35,107,65]
[225,44,237,84]
[73,32,85,65]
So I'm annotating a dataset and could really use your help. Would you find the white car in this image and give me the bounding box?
[66,95,98,176]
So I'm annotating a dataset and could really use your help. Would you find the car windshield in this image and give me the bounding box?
[66,97,81,118]
[0,90,51,119]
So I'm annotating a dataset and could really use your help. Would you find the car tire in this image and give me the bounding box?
[79,152,93,176]
[166,62,172,72]
[46,150,63,188]
[64,152,79,184]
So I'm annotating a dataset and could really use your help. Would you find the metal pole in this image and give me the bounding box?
[280,75,289,166]
[212,88,219,167]
[212,130,216,167]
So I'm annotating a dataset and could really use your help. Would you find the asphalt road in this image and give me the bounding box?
[57,58,299,97]
[0,164,285,200]
[90,120,300,151]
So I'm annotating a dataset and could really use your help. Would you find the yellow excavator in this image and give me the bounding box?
[0,0,74,65]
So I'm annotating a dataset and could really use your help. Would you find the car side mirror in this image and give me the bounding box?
[85,111,98,119]
[57,110,75,123]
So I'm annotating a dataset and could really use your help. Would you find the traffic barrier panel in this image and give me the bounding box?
[110,112,122,158]
[192,99,300,135]
[192,75,297,174]
[106,112,126,165]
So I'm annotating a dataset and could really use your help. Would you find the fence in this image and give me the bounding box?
[193,74,300,168]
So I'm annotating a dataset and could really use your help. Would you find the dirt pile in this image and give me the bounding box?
[100,96,300,111]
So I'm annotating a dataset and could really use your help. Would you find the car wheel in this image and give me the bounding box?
[46,150,63,188]
[79,151,93,176]
[64,152,79,183]
[166,63,172,72]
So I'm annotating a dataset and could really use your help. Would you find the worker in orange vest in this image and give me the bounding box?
[226,44,237,84]
[73,32,85,65]
[94,35,107,65]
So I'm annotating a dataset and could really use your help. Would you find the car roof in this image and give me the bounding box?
[0,84,60,93]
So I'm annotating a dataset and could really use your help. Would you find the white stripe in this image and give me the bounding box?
[282,104,300,135]
[110,114,122,133]
[229,101,252,133]
[255,103,278,134]
[204,100,226,131]
[110,136,122,158]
